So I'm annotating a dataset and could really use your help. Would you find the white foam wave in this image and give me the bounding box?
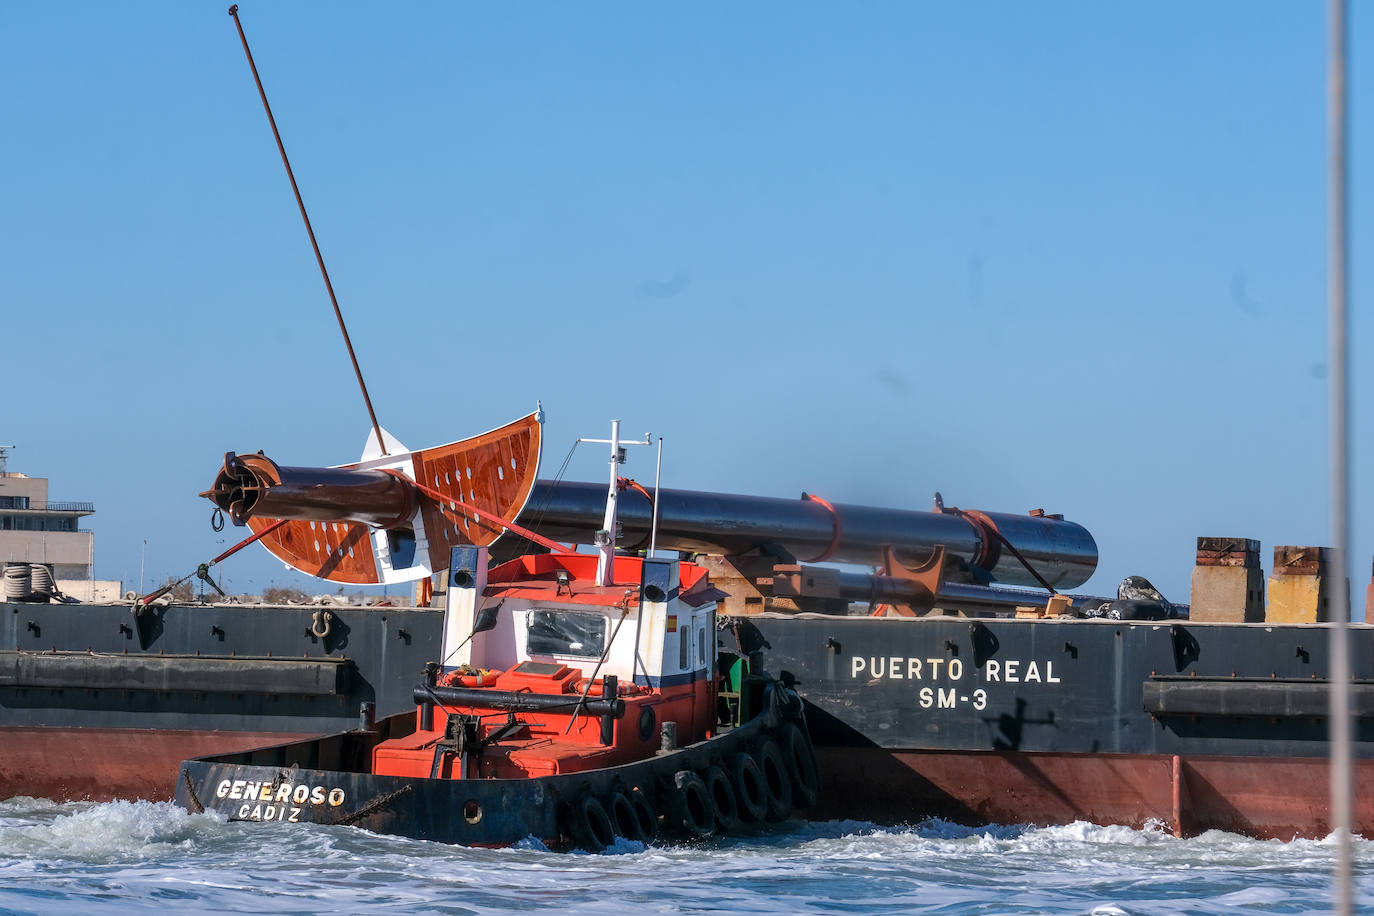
[0,803,1368,914]
[0,799,215,863]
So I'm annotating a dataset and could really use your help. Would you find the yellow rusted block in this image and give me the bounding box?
[1265,546,1341,623]
[1266,573,1327,623]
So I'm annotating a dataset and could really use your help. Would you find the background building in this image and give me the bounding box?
[0,446,121,600]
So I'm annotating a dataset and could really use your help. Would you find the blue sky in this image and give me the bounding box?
[2,2,1368,611]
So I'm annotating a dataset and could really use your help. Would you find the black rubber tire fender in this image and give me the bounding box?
[728,751,768,823]
[703,765,740,834]
[671,769,715,837]
[606,790,645,843]
[569,794,616,850]
[628,786,658,842]
[780,720,820,809]
[754,737,794,822]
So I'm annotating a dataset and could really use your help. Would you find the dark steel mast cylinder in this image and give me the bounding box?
[202,453,416,530]
[522,481,1097,590]
[202,453,1098,589]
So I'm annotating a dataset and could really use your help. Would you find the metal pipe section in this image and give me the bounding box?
[202,453,1098,589]
[202,453,416,530]
[773,565,1109,614]
[819,570,1107,614]
[414,685,626,717]
[524,481,1098,590]
[931,581,1105,615]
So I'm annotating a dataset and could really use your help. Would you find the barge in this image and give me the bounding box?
[2,435,1368,840]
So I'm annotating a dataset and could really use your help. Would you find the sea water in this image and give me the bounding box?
[0,797,1368,914]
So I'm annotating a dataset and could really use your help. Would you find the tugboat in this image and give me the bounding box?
[173,427,818,850]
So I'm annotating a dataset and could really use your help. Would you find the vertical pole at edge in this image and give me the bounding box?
[1327,0,1353,912]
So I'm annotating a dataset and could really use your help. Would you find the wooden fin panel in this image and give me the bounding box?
[248,517,380,585]
[411,413,542,571]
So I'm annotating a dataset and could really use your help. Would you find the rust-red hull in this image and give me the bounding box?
[0,728,320,802]
[812,747,1373,840]
[4,727,1366,840]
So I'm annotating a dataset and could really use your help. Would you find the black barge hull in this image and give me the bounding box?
[737,612,1374,839]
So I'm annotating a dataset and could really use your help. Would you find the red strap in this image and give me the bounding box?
[802,492,843,563]
[617,476,654,503]
[398,471,575,556]
[211,517,289,565]
[138,518,290,606]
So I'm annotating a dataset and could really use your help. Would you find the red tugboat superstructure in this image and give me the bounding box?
[175,427,818,849]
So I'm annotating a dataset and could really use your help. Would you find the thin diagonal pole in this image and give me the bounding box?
[227,5,387,455]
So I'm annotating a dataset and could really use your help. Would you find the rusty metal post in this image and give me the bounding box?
[1267,546,1344,624]
[599,675,617,746]
[1189,537,1264,623]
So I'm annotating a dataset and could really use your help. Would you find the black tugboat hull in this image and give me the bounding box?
[174,696,808,849]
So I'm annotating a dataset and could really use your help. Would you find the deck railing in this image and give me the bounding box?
[0,500,95,512]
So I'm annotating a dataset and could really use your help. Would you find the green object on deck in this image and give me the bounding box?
[718,654,750,727]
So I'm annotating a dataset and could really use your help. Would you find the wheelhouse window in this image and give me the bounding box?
[526,609,608,659]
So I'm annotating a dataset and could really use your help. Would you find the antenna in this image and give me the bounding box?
[226,5,387,455]
[577,424,653,586]
[0,446,12,477]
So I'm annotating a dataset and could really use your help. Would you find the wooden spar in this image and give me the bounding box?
[227,5,387,455]
[215,412,546,584]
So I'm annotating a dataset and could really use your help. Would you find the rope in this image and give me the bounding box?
[136,518,289,606]
[182,770,205,814]
[525,439,580,534]
[329,785,412,827]
[397,471,575,556]
[948,507,1058,595]
[563,596,634,734]
[616,477,655,549]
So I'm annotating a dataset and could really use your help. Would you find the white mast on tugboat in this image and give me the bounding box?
[578,422,654,586]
